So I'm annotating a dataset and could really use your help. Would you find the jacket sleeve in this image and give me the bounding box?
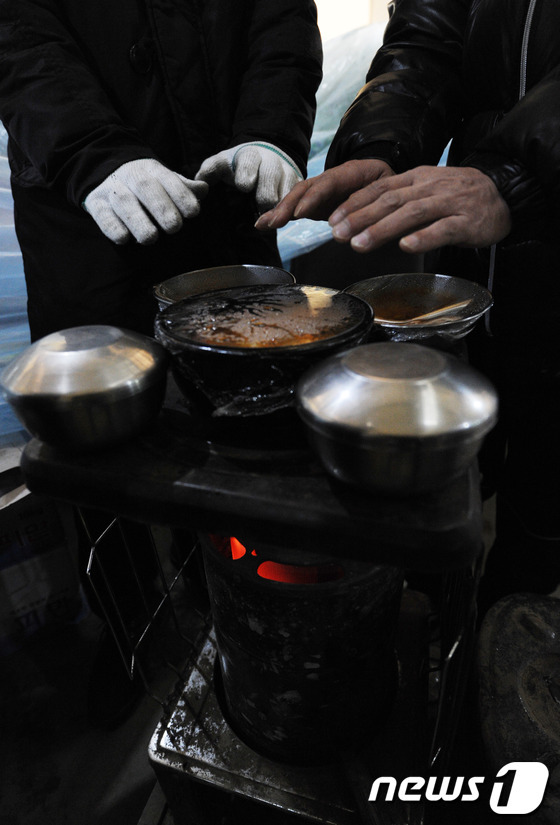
[325,0,559,240]
[0,0,157,206]
[326,0,470,173]
[228,0,323,176]
[463,68,560,237]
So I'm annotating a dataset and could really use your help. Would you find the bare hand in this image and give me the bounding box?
[254,159,395,229]
[328,165,512,254]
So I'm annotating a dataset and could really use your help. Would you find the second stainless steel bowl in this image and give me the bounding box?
[154,264,295,310]
[0,325,168,450]
[345,272,493,342]
[296,342,498,495]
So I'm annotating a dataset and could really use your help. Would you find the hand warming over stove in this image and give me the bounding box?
[195,142,303,211]
[82,158,209,245]
[323,165,512,254]
[255,159,395,228]
[256,161,512,255]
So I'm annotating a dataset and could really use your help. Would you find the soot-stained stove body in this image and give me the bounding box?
[149,586,432,825]
[200,533,404,765]
[20,381,482,824]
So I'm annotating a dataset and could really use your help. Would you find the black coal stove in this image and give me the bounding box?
[148,587,432,825]
[20,378,483,825]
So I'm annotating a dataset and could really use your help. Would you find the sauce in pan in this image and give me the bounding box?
[157,284,371,349]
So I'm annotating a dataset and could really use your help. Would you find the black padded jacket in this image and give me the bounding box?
[0,0,322,207]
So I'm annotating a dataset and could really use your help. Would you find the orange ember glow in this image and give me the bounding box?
[222,536,344,584]
[230,537,246,560]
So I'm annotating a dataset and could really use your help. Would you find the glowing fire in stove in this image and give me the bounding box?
[257,560,335,584]
[211,534,344,584]
[230,536,247,560]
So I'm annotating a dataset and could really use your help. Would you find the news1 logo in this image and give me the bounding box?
[369,762,549,814]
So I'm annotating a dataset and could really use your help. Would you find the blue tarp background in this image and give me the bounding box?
[0,124,30,440]
[276,23,385,263]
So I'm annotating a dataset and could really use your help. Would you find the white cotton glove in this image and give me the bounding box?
[195,142,303,211]
[83,158,209,245]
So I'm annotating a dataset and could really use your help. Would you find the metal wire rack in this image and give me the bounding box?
[428,561,481,776]
[77,509,212,712]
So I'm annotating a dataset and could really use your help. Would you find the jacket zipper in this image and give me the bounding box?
[486,0,537,335]
[520,0,538,99]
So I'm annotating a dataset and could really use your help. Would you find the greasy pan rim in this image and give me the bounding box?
[155,284,374,355]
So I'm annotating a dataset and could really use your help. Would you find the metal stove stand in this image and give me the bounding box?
[79,509,478,825]
[142,571,476,825]
[19,389,483,825]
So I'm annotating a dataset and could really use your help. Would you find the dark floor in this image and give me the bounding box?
[1,608,164,825]
[0,442,204,825]
[0,511,208,825]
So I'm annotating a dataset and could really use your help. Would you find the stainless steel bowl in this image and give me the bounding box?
[344,272,493,342]
[296,342,498,495]
[154,264,296,310]
[0,325,168,450]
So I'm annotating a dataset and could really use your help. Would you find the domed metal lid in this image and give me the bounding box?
[296,342,498,441]
[0,325,166,398]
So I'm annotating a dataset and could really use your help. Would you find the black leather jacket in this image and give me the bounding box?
[327,0,560,243]
[0,0,322,207]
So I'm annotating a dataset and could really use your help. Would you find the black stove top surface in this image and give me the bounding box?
[20,378,483,570]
